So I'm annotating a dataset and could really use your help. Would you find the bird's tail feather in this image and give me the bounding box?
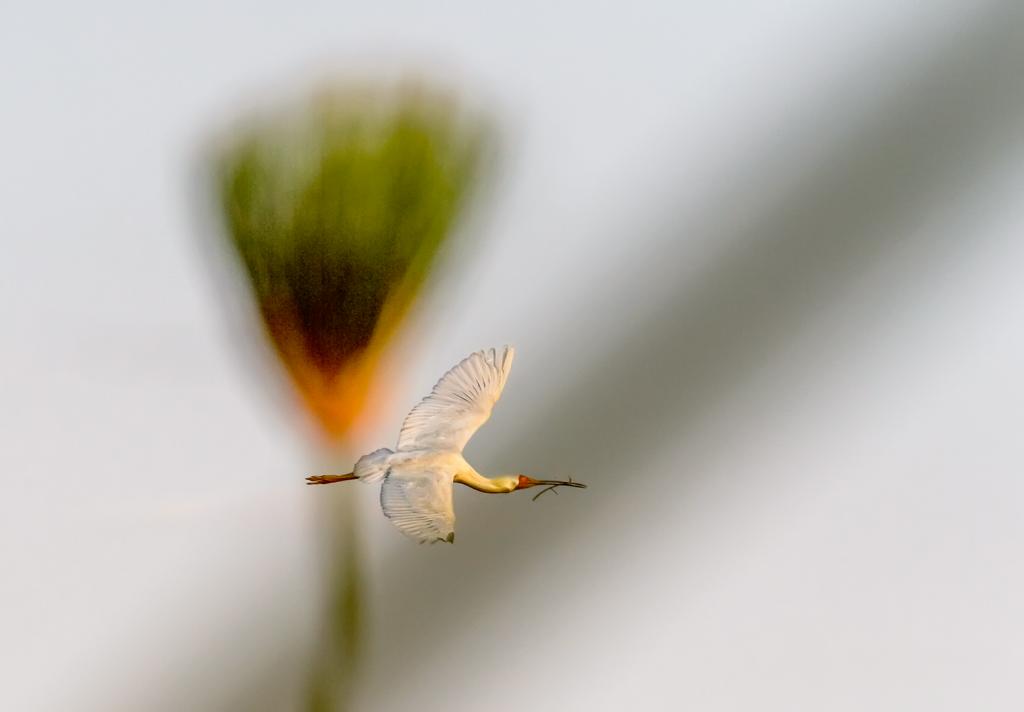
[354,448,393,484]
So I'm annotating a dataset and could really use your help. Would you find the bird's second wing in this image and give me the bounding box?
[397,346,515,452]
[380,467,455,543]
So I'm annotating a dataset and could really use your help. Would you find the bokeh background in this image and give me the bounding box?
[4,1,1024,710]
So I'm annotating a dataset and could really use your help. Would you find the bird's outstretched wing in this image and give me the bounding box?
[397,346,515,453]
[380,467,455,543]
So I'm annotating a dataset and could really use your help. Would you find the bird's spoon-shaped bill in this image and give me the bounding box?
[516,475,588,501]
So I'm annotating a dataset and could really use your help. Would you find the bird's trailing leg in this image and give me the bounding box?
[306,472,357,485]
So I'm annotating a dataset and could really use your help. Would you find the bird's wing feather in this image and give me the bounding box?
[380,467,455,543]
[397,346,515,453]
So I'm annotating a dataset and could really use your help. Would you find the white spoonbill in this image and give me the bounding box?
[306,346,586,543]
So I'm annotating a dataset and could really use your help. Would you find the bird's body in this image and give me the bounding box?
[307,346,585,543]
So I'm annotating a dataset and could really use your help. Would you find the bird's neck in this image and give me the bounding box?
[454,469,517,494]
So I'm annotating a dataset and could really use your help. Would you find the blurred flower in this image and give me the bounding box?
[207,79,491,712]
[214,83,487,441]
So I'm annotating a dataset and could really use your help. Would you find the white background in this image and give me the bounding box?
[3,1,1023,709]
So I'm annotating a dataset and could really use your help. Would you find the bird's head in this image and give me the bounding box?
[514,474,588,500]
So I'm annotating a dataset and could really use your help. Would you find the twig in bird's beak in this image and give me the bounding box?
[531,477,587,501]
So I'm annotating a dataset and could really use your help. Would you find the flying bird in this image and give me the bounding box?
[306,346,586,543]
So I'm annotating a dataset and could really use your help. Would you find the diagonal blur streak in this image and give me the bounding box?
[365,0,1024,694]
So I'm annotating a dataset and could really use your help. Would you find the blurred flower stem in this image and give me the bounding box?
[305,452,363,712]
[209,79,488,710]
